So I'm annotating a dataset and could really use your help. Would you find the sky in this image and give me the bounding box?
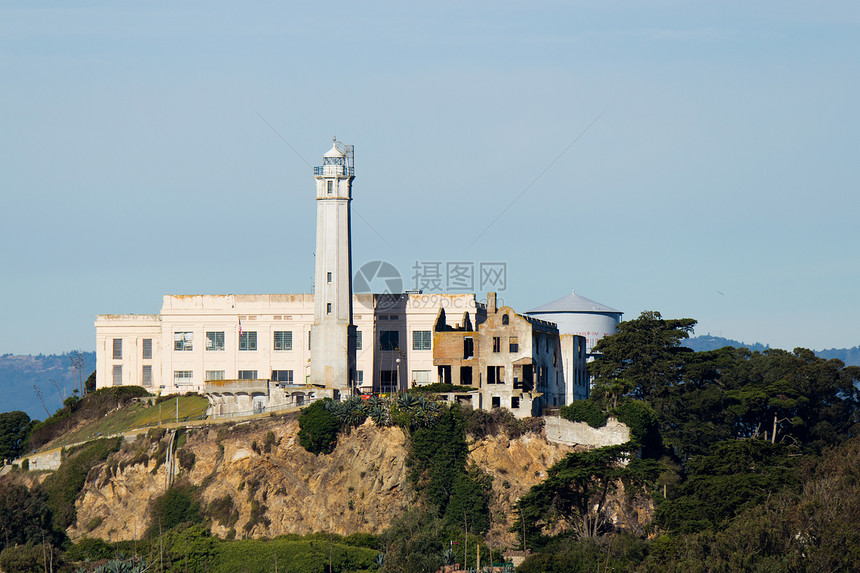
[2,1,859,355]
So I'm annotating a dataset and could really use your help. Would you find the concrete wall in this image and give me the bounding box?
[544,415,630,447]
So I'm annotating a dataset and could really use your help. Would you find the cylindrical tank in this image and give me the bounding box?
[526,291,622,355]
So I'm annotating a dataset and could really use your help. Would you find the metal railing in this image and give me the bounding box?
[314,165,354,177]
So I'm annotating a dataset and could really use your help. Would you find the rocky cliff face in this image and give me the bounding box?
[70,415,643,547]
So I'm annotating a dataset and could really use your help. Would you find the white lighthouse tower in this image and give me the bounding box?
[310,138,356,395]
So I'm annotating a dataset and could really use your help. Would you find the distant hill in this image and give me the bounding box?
[683,335,770,353]
[683,336,860,366]
[0,352,95,420]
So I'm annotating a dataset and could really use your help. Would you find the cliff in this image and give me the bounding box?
[68,414,583,546]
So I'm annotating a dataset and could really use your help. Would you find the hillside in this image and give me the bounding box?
[684,335,860,366]
[0,352,96,419]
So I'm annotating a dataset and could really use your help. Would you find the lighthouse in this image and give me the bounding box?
[310,138,357,395]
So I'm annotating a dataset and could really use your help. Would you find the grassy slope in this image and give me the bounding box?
[44,396,209,450]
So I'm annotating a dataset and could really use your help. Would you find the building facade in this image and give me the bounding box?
[94,140,598,418]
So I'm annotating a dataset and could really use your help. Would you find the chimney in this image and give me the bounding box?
[487,292,497,314]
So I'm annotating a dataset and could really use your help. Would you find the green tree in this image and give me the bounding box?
[516,444,636,543]
[0,411,34,461]
[298,399,340,455]
[657,439,798,534]
[589,311,695,413]
[0,483,64,552]
[378,507,445,573]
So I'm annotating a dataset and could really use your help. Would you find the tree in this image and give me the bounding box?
[516,444,636,542]
[298,399,340,455]
[0,411,34,462]
[0,483,64,552]
[589,311,695,413]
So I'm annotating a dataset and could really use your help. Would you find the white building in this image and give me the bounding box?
[95,140,602,416]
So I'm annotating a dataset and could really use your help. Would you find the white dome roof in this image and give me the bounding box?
[527,290,621,315]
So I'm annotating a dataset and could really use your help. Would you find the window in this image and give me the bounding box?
[174,370,193,385]
[327,272,332,283]
[239,331,257,351]
[412,330,431,351]
[308,331,312,350]
[327,180,333,194]
[460,366,472,385]
[491,396,501,409]
[271,370,294,383]
[273,331,293,351]
[112,365,122,386]
[487,365,504,384]
[380,370,397,391]
[509,336,519,353]
[511,396,520,409]
[327,303,332,314]
[357,371,364,384]
[412,370,431,385]
[493,337,501,353]
[142,365,152,386]
[502,314,509,325]
[238,370,258,380]
[463,337,474,359]
[142,338,152,360]
[380,330,399,351]
[356,331,362,350]
[206,331,225,351]
[112,339,122,359]
[174,332,193,351]
[205,370,225,381]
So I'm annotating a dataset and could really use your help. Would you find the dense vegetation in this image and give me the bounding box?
[518,311,860,571]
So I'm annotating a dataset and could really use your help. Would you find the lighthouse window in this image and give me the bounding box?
[327,272,332,283]
[327,180,333,194]
[327,303,332,314]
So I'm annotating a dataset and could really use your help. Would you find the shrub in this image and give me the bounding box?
[177,448,196,471]
[298,400,340,455]
[206,495,236,526]
[0,542,65,573]
[145,485,201,537]
[39,437,122,529]
[560,400,608,428]
[614,400,661,454]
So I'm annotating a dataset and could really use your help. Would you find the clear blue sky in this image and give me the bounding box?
[2,1,858,355]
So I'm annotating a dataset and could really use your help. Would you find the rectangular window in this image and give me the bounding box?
[509,336,519,353]
[141,365,152,386]
[174,370,193,385]
[511,396,520,409]
[327,272,332,283]
[460,366,472,385]
[142,338,152,360]
[491,396,501,409]
[412,370,431,385]
[327,180,333,194]
[174,332,193,351]
[112,339,122,360]
[274,331,293,351]
[238,370,258,380]
[487,365,504,384]
[357,371,364,383]
[380,330,399,351]
[205,370,225,381]
[206,331,225,351]
[327,303,332,314]
[463,337,474,359]
[239,331,257,351]
[412,330,431,351]
[112,365,122,386]
[271,370,294,383]
[380,370,397,390]
[493,337,501,353]
[355,331,363,350]
[308,331,312,350]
